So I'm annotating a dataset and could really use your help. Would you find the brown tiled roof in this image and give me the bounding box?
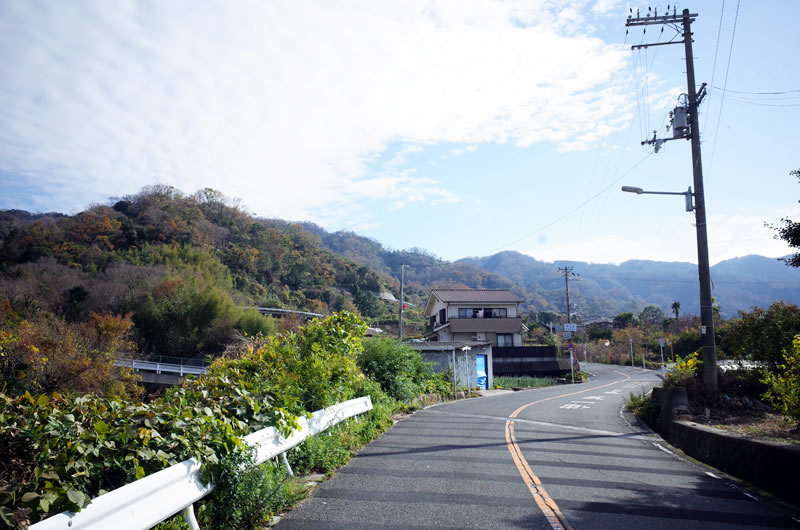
[408,341,492,350]
[430,289,522,303]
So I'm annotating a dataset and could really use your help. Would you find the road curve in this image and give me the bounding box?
[278,363,800,529]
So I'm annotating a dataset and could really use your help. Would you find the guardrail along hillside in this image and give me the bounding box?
[31,397,373,530]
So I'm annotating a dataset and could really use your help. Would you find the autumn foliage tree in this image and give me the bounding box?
[0,301,141,398]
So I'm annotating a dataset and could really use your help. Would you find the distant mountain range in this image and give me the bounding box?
[459,252,800,318]
[303,223,799,319]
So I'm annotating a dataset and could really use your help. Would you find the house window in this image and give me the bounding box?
[497,334,514,347]
[484,308,507,318]
[458,308,472,318]
[438,308,446,325]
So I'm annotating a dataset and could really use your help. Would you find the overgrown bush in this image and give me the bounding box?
[196,447,304,528]
[493,376,555,389]
[663,351,702,388]
[722,302,800,368]
[289,427,352,475]
[0,307,141,399]
[761,335,800,425]
[357,337,450,402]
[0,312,395,528]
[627,391,660,426]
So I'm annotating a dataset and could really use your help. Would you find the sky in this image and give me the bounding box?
[1,0,798,266]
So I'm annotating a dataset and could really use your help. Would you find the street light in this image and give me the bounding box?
[621,186,694,212]
[621,184,717,392]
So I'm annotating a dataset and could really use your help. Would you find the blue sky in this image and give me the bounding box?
[1,0,797,266]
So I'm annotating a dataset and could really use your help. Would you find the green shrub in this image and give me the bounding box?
[357,337,449,402]
[761,335,800,424]
[663,351,702,388]
[0,312,389,527]
[197,447,301,529]
[289,427,352,475]
[493,376,555,389]
[627,391,660,426]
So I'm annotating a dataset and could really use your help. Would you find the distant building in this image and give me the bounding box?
[419,288,570,382]
[422,288,526,346]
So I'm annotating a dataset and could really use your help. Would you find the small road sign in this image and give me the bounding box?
[563,331,573,339]
[564,323,577,332]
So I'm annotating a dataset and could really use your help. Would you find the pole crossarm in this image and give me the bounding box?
[625,14,696,27]
[631,40,682,50]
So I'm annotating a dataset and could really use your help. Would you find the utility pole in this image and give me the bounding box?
[558,266,578,323]
[398,263,406,339]
[625,8,717,393]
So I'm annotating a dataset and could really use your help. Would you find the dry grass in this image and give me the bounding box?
[692,410,800,445]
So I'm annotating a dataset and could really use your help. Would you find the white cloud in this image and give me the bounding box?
[0,0,633,225]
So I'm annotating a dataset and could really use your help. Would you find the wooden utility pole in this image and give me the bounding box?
[558,266,577,323]
[398,263,406,339]
[626,8,717,393]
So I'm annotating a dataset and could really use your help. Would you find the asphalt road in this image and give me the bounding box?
[277,363,800,529]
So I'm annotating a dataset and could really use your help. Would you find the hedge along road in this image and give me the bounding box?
[277,363,800,529]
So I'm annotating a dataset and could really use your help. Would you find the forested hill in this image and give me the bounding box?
[0,186,395,360]
[300,223,552,311]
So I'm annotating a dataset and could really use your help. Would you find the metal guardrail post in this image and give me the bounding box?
[181,505,200,530]
[279,452,294,476]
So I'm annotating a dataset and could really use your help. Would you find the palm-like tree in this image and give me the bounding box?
[671,300,680,319]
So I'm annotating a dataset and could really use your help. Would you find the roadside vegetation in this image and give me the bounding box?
[493,375,557,389]
[622,302,800,441]
[0,312,454,529]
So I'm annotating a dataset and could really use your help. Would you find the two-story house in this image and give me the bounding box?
[423,288,526,346]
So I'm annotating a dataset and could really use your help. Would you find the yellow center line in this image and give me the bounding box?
[504,370,633,529]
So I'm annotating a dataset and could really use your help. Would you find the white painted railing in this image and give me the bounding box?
[31,396,373,530]
[114,359,208,376]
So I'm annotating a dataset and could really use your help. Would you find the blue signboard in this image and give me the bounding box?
[475,354,487,390]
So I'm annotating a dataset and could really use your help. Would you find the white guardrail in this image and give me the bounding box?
[31,396,373,530]
[114,359,208,376]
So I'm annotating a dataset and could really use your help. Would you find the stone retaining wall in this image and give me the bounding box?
[652,387,800,506]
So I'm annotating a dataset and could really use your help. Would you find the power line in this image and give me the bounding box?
[702,0,726,140]
[484,153,651,255]
[711,86,800,95]
[708,0,741,175]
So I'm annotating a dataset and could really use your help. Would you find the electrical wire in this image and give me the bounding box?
[708,0,741,176]
[702,0,726,140]
[483,153,652,256]
[711,86,800,95]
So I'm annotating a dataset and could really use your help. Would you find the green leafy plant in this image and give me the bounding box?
[663,351,702,388]
[627,391,660,426]
[761,335,800,425]
[493,376,555,389]
[357,337,450,402]
[197,447,300,529]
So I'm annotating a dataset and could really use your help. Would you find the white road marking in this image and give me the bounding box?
[653,443,674,455]
[742,491,758,501]
[706,472,720,479]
